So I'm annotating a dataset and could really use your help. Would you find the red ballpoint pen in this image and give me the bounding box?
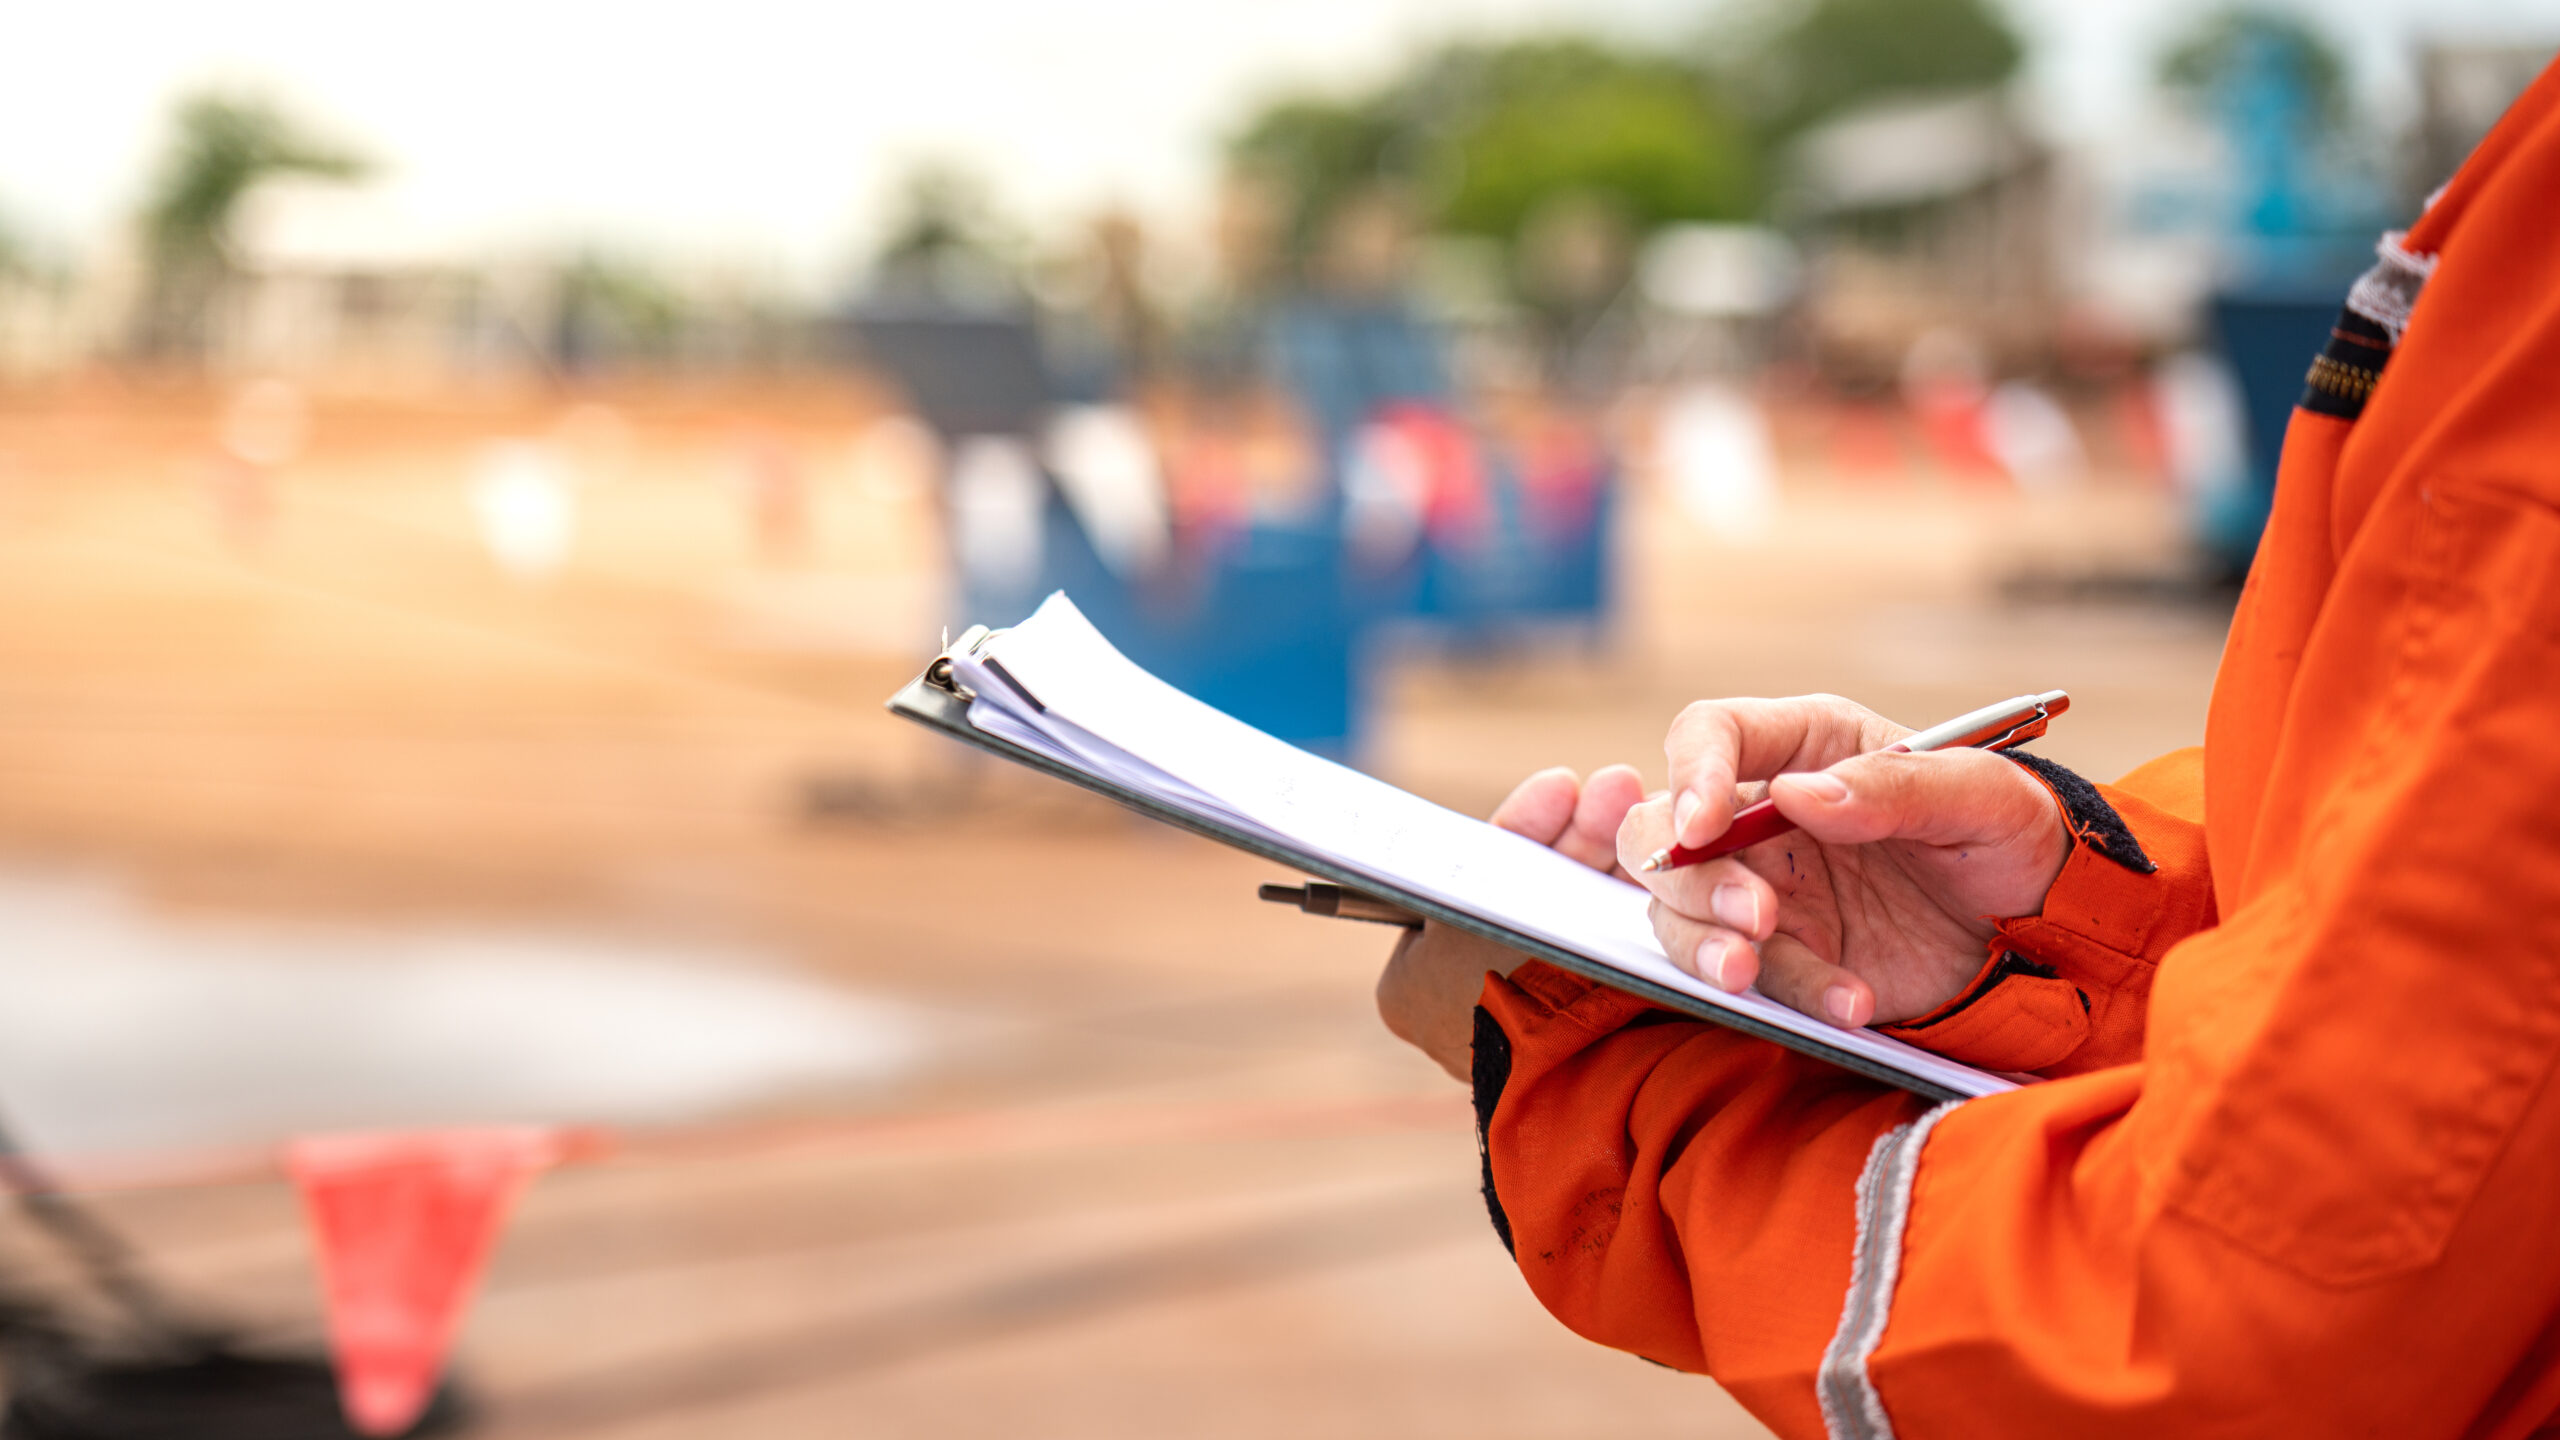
[1636,690,2072,873]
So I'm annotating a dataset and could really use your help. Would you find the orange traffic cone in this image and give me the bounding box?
[285,1128,563,1436]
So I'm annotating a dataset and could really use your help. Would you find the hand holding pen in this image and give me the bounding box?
[1619,692,2077,1030]
[1287,690,2077,1038]
[1639,692,2068,872]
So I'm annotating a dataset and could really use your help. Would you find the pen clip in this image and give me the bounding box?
[1981,704,2055,752]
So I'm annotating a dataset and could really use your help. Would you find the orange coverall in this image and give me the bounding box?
[1475,63,2560,1439]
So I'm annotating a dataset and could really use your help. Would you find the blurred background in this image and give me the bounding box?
[0,0,2552,1435]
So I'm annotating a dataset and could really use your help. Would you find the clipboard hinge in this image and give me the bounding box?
[923,624,995,701]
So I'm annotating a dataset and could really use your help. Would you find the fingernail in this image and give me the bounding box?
[1823,985,1860,1026]
[1710,884,1759,933]
[1698,938,1745,989]
[1673,790,1702,839]
[1790,771,1850,804]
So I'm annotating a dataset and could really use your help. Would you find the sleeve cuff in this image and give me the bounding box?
[1470,961,1678,1257]
[1878,755,2194,1078]
[1875,950,2090,1072]
[2006,750,2155,874]
[1487,959,1661,1036]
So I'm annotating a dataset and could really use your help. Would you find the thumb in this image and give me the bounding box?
[1766,748,2050,850]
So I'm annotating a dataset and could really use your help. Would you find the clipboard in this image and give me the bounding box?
[888,627,1975,1103]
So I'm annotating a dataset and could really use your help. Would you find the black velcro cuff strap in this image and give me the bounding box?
[2003,750,2156,874]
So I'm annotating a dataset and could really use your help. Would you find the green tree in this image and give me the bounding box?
[134,91,368,356]
[1226,37,1756,282]
[1724,0,2025,138]
[1419,40,1757,238]
[1225,98,1400,266]
[867,161,1022,303]
[2158,6,2349,127]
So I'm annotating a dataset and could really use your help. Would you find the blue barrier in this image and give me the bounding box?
[1266,301,1618,645]
[902,299,1617,759]
[2204,291,2338,575]
[1404,460,1616,642]
[959,494,1364,757]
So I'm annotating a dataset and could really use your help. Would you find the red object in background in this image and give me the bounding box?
[1827,403,1909,483]
[1372,403,1489,543]
[1906,382,2005,484]
[1507,408,1608,536]
[2111,381,2172,484]
[286,1128,565,1437]
[1165,427,1249,540]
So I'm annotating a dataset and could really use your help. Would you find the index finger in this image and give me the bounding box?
[1560,763,1645,874]
[1664,696,1898,850]
[1490,766,1581,845]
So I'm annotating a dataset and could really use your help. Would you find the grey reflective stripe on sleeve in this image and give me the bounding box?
[1818,1100,1962,1440]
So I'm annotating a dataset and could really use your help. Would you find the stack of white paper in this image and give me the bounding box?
[955,594,2013,1100]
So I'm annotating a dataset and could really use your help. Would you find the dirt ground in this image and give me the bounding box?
[0,377,2229,1437]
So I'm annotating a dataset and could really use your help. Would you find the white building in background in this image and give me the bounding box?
[2048,95,2231,354]
[1633,222,1802,379]
[1783,88,2064,377]
[2415,43,2560,191]
[220,178,549,390]
[214,177,811,390]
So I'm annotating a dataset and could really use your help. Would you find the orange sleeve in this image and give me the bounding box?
[1483,640,2560,1434]
[1479,63,2560,1437]
[1476,961,1929,1435]
[1865,434,2560,1437]
[1875,748,2217,1077]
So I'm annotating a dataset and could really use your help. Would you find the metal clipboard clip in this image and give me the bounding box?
[1257,881,1425,929]
[922,624,996,701]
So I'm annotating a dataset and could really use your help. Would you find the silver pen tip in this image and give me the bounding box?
[1638,850,1667,873]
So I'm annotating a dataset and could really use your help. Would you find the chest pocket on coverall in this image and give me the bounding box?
[2162,479,2560,1286]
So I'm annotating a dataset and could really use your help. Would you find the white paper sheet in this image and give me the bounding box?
[962,594,2014,1100]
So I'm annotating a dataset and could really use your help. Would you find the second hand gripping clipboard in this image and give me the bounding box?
[888,627,1976,1104]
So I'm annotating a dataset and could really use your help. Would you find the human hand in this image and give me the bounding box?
[1376,763,1646,1079]
[1621,695,2068,1029]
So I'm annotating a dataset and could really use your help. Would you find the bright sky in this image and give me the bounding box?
[0,0,2550,293]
